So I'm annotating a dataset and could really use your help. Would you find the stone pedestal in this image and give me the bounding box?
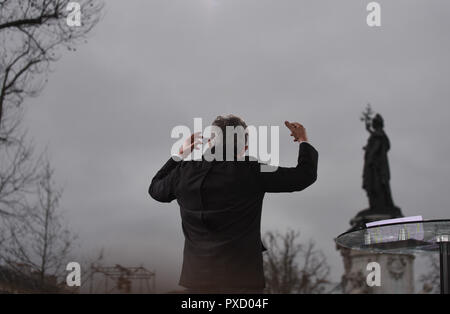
[338,209,415,294]
[338,247,415,293]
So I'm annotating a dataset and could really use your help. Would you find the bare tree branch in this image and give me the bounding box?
[0,0,104,130]
[263,230,331,294]
[0,159,77,291]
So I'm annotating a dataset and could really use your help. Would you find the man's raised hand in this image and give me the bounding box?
[284,121,308,143]
[179,132,203,158]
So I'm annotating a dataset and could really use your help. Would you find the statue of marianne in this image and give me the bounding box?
[361,106,395,212]
[349,105,403,229]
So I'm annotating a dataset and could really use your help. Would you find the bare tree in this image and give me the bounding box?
[0,113,41,219]
[0,0,102,233]
[0,102,45,286]
[0,160,76,289]
[0,0,103,217]
[263,230,330,294]
[0,0,103,129]
[0,1,102,292]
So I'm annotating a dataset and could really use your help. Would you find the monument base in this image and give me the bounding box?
[338,206,414,294]
[338,247,415,294]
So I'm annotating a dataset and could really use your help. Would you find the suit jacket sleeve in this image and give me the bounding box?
[148,156,180,203]
[258,142,318,193]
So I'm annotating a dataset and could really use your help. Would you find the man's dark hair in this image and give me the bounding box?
[211,114,248,158]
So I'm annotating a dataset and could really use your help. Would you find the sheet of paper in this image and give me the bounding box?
[364,216,424,244]
[366,216,423,227]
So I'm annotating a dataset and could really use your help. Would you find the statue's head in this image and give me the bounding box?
[372,114,384,130]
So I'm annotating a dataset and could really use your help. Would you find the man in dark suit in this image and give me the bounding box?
[149,115,318,293]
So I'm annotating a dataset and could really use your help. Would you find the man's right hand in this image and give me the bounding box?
[284,121,308,143]
[178,132,203,158]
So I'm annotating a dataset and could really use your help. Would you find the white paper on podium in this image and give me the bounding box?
[364,216,424,244]
[366,216,423,227]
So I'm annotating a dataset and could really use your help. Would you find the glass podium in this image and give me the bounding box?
[336,219,450,294]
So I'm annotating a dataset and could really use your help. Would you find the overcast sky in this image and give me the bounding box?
[23,0,450,292]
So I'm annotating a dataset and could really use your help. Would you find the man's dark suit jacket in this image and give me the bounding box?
[149,142,318,290]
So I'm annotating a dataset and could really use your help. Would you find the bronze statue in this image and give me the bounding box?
[350,105,402,229]
[361,106,394,211]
